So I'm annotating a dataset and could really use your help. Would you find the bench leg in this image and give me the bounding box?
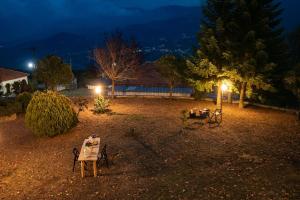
[81,161,85,178]
[93,161,97,177]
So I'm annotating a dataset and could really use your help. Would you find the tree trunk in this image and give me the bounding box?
[169,85,173,97]
[111,79,115,99]
[228,91,232,104]
[297,92,300,119]
[239,82,247,108]
[216,80,222,109]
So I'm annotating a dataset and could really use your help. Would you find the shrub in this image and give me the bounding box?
[16,92,32,113]
[0,85,3,96]
[72,97,89,117]
[20,79,33,93]
[94,96,110,114]
[0,98,20,116]
[192,90,206,100]
[0,104,18,117]
[180,109,189,128]
[25,91,77,137]
[5,83,11,96]
[12,81,21,95]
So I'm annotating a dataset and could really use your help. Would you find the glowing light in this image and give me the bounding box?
[95,86,102,94]
[221,83,228,92]
[28,62,34,69]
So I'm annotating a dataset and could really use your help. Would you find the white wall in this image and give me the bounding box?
[0,77,28,94]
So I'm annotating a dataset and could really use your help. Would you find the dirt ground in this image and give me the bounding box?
[0,98,299,200]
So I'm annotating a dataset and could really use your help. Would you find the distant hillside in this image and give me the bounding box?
[2,2,299,71]
[0,6,201,70]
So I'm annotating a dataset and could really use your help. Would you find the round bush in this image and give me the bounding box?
[25,91,77,137]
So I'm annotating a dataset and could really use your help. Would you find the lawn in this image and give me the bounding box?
[0,98,299,199]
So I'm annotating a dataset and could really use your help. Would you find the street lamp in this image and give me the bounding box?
[221,83,228,92]
[220,82,229,110]
[27,62,35,69]
[95,86,102,95]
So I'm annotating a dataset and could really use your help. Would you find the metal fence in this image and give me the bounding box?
[107,86,193,97]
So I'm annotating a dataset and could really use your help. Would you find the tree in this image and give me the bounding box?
[5,83,11,96]
[230,0,278,108]
[94,32,141,98]
[243,0,288,107]
[288,26,300,66]
[35,55,74,91]
[285,26,300,108]
[20,79,32,93]
[0,84,3,96]
[12,81,21,95]
[156,55,185,97]
[258,0,288,78]
[187,0,238,108]
[285,64,300,106]
[0,75,2,96]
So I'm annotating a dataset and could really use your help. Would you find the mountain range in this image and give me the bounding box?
[0,6,201,70]
[0,2,299,71]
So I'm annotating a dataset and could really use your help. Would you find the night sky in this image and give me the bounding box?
[0,0,299,70]
[0,0,202,43]
[1,0,299,44]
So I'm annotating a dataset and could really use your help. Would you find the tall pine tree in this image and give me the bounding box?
[248,0,289,106]
[285,26,300,108]
[188,0,287,108]
[230,0,283,108]
[187,0,238,108]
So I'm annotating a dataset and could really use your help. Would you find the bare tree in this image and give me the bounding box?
[156,55,185,97]
[94,33,141,98]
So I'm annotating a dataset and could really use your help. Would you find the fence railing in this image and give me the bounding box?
[107,86,193,97]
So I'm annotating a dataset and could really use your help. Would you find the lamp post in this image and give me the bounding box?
[220,83,228,110]
[27,61,36,71]
[28,62,34,69]
[95,85,102,96]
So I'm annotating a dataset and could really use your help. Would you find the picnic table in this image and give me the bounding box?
[78,137,101,178]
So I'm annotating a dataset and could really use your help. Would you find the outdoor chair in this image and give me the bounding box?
[97,144,109,168]
[199,108,210,119]
[72,147,80,172]
[72,147,87,172]
[189,109,197,118]
[208,109,222,127]
[199,108,210,124]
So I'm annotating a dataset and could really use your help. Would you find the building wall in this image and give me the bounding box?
[0,77,28,94]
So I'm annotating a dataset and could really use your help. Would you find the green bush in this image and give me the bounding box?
[16,92,32,113]
[5,83,11,96]
[94,96,110,114]
[180,109,189,128]
[192,90,206,100]
[0,98,20,116]
[25,91,77,137]
[12,81,21,95]
[0,104,18,117]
